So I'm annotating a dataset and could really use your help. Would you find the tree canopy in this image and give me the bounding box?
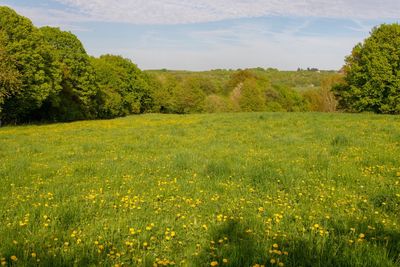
[334,24,400,114]
[0,6,156,123]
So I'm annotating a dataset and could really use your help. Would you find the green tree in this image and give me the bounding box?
[268,85,307,112]
[38,26,98,121]
[91,55,153,118]
[172,77,206,114]
[303,75,339,112]
[150,74,179,113]
[238,78,265,112]
[0,30,21,118]
[333,24,400,113]
[0,7,61,123]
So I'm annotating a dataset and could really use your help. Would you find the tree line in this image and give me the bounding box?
[1,7,398,124]
[0,7,157,124]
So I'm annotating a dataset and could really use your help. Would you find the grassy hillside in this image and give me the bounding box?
[0,113,399,266]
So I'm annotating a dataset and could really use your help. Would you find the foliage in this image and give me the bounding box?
[0,7,156,123]
[333,24,400,114]
[204,94,233,113]
[0,31,21,117]
[0,6,61,123]
[91,54,154,118]
[237,78,266,112]
[303,75,340,112]
[149,68,337,114]
[171,76,207,114]
[37,26,98,121]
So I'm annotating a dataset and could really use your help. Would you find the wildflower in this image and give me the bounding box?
[270,259,276,264]
[210,261,218,266]
[31,253,37,258]
[10,256,17,262]
[223,259,228,263]
[272,243,279,248]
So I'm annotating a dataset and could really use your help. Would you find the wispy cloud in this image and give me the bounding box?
[53,0,400,24]
[1,0,395,70]
[2,4,91,31]
[105,20,365,70]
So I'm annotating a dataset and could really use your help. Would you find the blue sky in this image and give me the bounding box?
[1,0,399,70]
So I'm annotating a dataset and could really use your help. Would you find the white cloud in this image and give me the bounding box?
[2,4,91,31]
[104,23,366,71]
[54,0,400,24]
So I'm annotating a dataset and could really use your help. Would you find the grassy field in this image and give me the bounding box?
[0,112,399,267]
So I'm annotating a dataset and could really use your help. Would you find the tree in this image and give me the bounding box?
[303,75,339,112]
[238,78,265,112]
[333,24,400,114]
[172,77,206,114]
[0,7,61,123]
[38,26,98,121]
[91,55,153,118]
[0,30,21,118]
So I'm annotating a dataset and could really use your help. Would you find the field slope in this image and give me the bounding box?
[0,113,399,266]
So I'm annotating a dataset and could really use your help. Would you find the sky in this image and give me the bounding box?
[1,0,399,71]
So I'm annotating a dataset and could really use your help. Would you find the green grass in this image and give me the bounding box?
[0,112,399,267]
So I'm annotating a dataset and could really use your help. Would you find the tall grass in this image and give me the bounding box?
[0,112,399,266]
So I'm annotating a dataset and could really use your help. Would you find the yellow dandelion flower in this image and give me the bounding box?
[10,256,17,262]
[210,261,219,266]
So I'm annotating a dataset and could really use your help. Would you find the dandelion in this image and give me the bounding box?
[10,255,17,262]
[210,261,219,266]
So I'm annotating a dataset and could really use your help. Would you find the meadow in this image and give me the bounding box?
[0,112,399,267]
